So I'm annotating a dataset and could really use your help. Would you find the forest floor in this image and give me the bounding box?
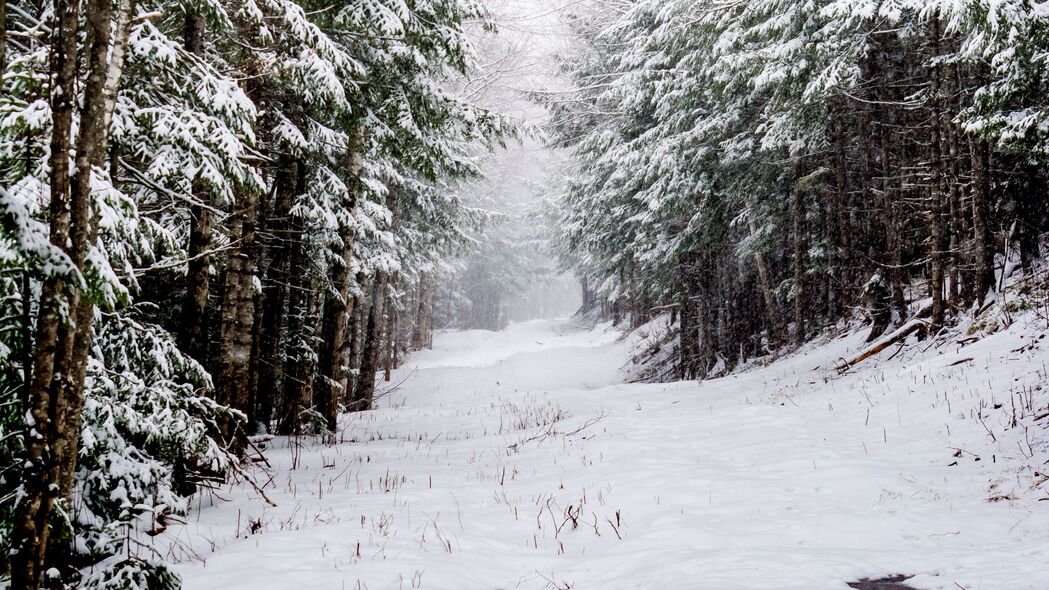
[158,317,1049,589]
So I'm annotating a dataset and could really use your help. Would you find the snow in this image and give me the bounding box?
[162,318,1048,590]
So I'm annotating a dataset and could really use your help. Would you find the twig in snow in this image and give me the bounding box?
[231,462,277,507]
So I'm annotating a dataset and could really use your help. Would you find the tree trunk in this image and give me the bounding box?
[863,41,907,323]
[744,200,781,346]
[215,194,257,445]
[0,0,7,74]
[947,64,967,305]
[970,138,994,302]
[410,272,436,349]
[1014,162,1045,270]
[878,102,907,321]
[276,160,314,435]
[697,254,715,371]
[352,187,400,411]
[928,17,947,332]
[828,109,848,317]
[346,272,370,399]
[315,144,363,432]
[677,253,700,380]
[182,206,212,358]
[352,273,389,412]
[13,0,135,584]
[579,276,597,315]
[179,12,212,362]
[714,252,730,362]
[278,259,317,434]
[384,280,398,380]
[10,0,82,583]
[316,248,354,433]
[791,171,806,345]
[254,153,300,430]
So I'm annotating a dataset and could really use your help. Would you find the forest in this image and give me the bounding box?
[549,0,1049,380]
[2,0,1048,589]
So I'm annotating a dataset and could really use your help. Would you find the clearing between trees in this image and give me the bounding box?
[155,317,1048,590]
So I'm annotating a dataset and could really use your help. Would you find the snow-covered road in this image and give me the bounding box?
[169,319,1049,590]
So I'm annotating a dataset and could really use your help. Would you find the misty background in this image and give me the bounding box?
[432,0,583,331]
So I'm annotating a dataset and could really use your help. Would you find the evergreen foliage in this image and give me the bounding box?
[0,0,517,586]
[547,0,1049,378]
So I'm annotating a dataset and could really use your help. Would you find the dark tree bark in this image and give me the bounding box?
[315,144,363,432]
[829,105,851,317]
[0,0,7,74]
[864,273,893,342]
[579,276,598,315]
[12,0,134,584]
[970,138,994,301]
[410,272,436,350]
[695,254,715,372]
[791,172,806,345]
[60,0,135,495]
[383,277,399,380]
[277,265,315,432]
[179,12,212,363]
[346,272,370,400]
[1014,162,1045,270]
[861,37,908,323]
[352,272,389,412]
[928,17,948,332]
[677,252,700,380]
[316,245,355,432]
[215,194,257,445]
[10,1,82,584]
[276,160,314,435]
[351,187,400,411]
[177,15,214,362]
[744,200,781,346]
[946,63,968,305]
[713,262,726,363]
[254,153,300,430]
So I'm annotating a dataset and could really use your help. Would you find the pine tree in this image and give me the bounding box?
[547,0,1049,377]
[1,0,518,584]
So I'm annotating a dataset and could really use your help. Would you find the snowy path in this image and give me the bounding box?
[169,319,1049,590]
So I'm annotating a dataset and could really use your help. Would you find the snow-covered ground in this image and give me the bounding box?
[160,317,1049,589]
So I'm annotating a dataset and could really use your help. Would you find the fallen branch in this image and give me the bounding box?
[517,412,606,447]
[244,435,273,468]
[648,303,680,314]
[839,302,933,372]
[231,461,277,507]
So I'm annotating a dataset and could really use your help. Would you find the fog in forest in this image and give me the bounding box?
[434,0,582,330]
